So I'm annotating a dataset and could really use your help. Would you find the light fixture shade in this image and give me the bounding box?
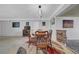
[39,9,42,18]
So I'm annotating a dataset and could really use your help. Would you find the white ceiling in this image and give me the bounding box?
[0,4,60,19]
[58,4,79,17]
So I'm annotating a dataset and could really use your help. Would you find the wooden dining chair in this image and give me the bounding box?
[35,31,49,53]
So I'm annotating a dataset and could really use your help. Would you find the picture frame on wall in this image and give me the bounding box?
[63,20,73,28]
[26,22,29,26]
[12,22,20,28]
[42,22,46,26]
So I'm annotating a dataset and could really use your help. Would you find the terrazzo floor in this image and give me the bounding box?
[0,36,79,54]
[0,36,43,54]
[67,40,79,53]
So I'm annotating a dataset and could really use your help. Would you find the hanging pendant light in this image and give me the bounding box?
[38,5,42,18]
[39,5,41,8]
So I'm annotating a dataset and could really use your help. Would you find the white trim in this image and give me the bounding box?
[56,16,79,18]
[0,18,50,21]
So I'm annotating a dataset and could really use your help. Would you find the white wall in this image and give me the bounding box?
[1,17,79,41]
[52,17,79,40]
[0,19,50,36]
[0,21,2,36]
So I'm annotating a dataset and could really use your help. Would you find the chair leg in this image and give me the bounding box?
[28,41,31,48]
[36,47,38,54]
[50,40,52,47]
[46,47,48,53]
[28,43,30,48]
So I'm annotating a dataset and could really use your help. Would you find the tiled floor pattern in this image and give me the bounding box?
[0,37,78,54]
[0,37,43,54]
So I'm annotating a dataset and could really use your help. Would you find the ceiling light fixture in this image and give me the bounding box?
[38,5,42,18]
[39,5,41,8]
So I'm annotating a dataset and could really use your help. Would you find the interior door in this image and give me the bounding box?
[56,30,67,44]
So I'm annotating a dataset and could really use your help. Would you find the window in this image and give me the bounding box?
[12,22,20,28]
[26,22,29,26]
[42,22,46,26]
